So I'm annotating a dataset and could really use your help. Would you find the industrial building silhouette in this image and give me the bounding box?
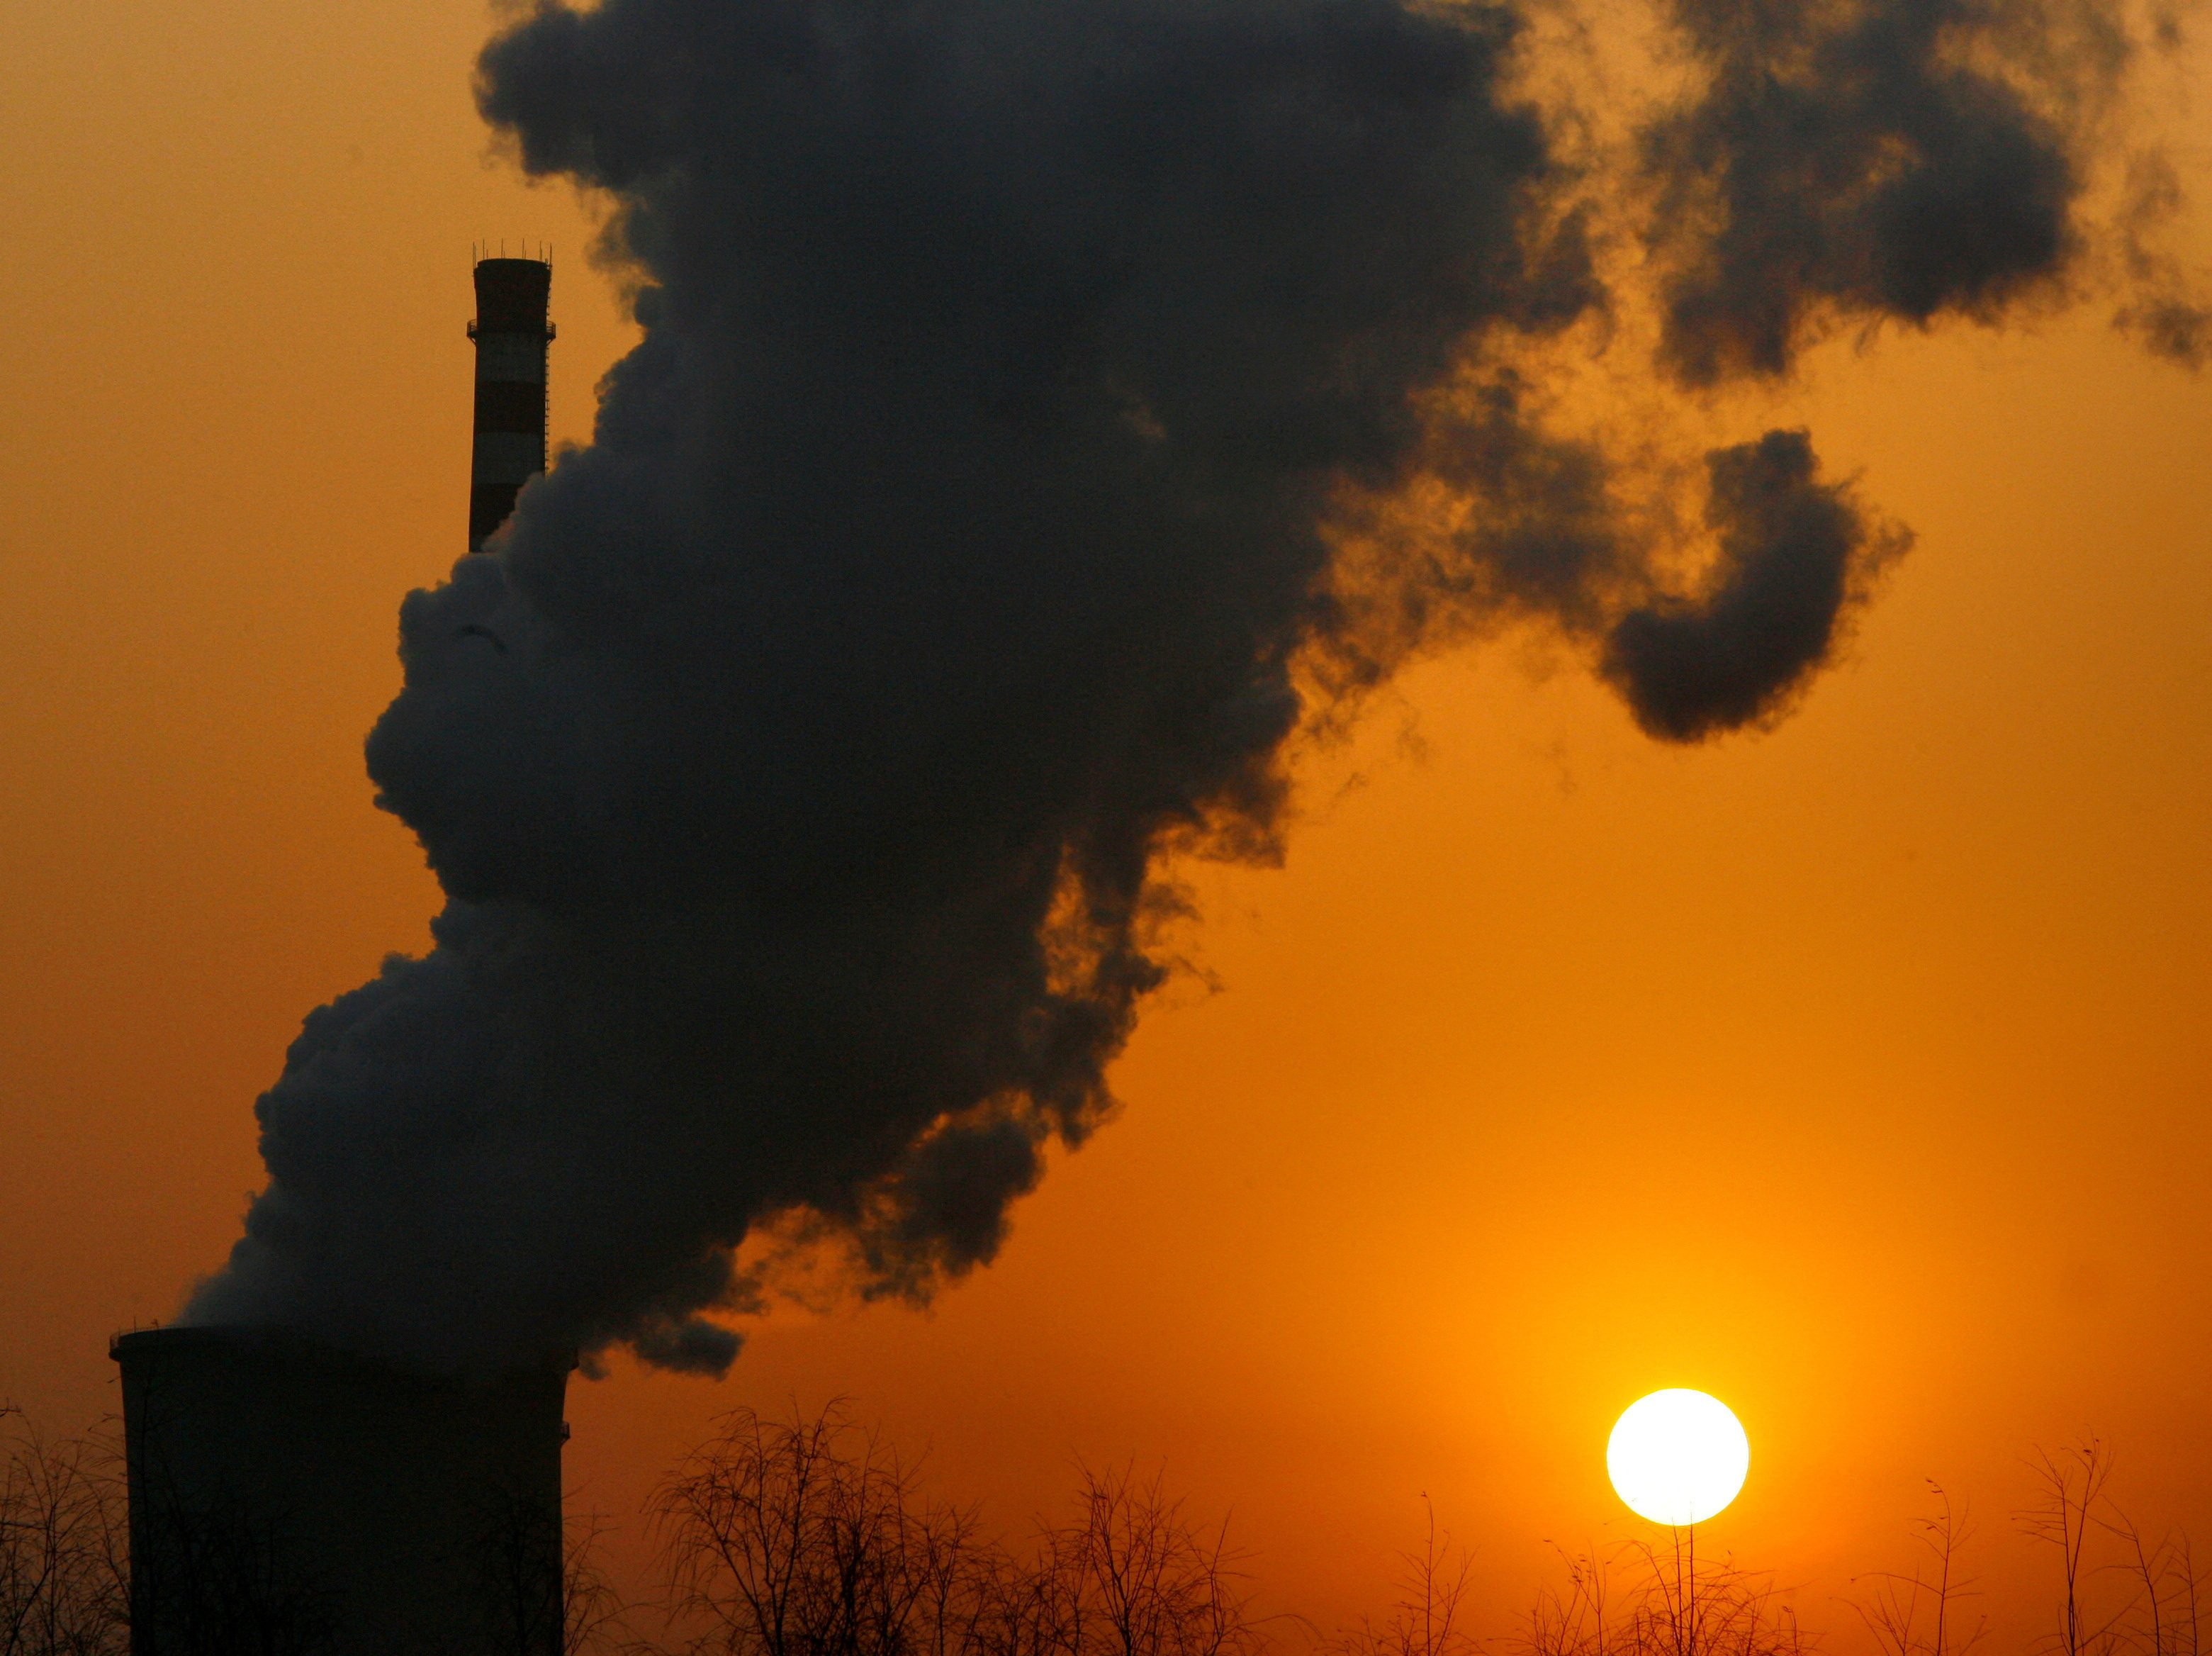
[111,257,567,1656]
[113,1328,571,1655]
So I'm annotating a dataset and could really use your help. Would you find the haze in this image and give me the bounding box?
[2,0,2210,1649]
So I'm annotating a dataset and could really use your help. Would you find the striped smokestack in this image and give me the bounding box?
[468,256,554,553]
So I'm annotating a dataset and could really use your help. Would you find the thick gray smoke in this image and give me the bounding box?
[1643,0,2133,384]
[186,0,2172,1374]
[1605,431,1907,742]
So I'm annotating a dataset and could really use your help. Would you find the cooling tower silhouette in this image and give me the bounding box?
[113,1327,571,1656]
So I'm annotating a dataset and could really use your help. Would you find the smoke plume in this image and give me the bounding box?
[1642,0,2131,384]
[186,0,2180,1374]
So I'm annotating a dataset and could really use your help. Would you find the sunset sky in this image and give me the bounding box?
[4,0,2211,1647]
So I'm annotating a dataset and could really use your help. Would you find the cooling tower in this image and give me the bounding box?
[113,1326,571,1656]
[468,256,554,552]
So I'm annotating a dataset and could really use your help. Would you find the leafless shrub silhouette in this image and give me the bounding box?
[6,1399,625,1656]
[2104,1519,2205,1656]
[2025,1443,2123,1656]
[1522,1536,1801,1656]
[1328,1502,1475,1656]
[561,1507,637,1656]
[116,1370,337,1656]
[1851,1482,1984,1656]
[0,1408,128,1656]
[1522,1543,1612,1656]
[126,1483,338,1656]
[1047,1462,1259,1656]
[651,1402,979,1656]
[2103,1517,2179,1656]
[463,1484,632,1655]
[2021,1443,2206,1656]
[464,1484,565,1656]
[651,1406,1259,1656]
[22,1387,2212,1656]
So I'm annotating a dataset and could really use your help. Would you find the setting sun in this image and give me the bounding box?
[1607,1389,1751,1526]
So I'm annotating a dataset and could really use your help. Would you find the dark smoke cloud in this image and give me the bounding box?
[1315,385,1897,739]
[1605,430,1907,741]
[182,0,2172,1374]
[1642,0,2129,384]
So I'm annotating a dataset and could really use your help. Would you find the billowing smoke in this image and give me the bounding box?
[1605,431,1909,742]
[1642,0,2131,384]
[186,0,2178,1375]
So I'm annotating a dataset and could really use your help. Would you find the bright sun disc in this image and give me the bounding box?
[1607,1389,1750,1526]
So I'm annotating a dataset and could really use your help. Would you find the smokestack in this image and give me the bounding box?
[468,256,553,553]
[112,1327,571,1655]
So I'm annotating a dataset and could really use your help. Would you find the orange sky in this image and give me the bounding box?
[3,1,2210,1647]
